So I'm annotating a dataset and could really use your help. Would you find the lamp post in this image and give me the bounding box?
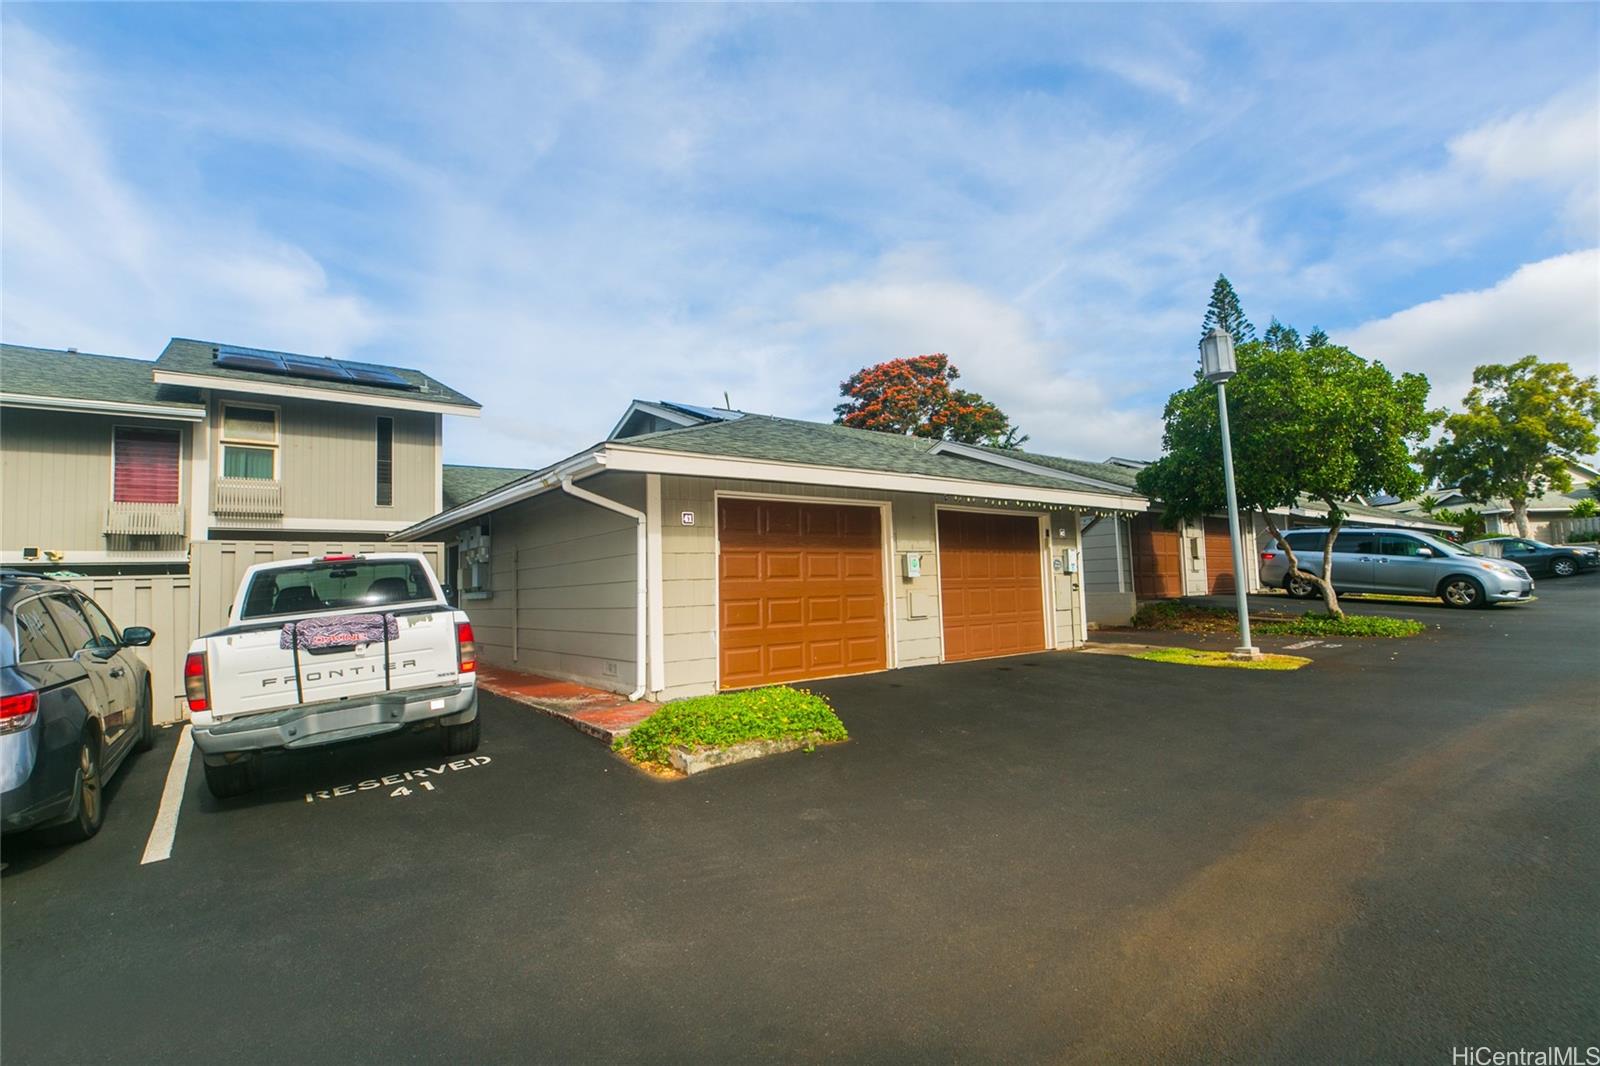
[1200,326,1261,661]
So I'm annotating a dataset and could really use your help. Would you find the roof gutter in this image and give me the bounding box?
[0,392,206,421]
[390,450,605,540]
[560,476,647,703]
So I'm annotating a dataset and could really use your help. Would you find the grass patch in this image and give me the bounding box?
[1256,613,1426,638]
[1132,647,1310,670]
[613,686,848,771]
[1131,601,1256,634]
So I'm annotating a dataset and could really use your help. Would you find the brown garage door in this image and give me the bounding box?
[937,510,1046,662]
[718,498,887,689]
[1203,517,1238,594]
[1130,513,1182,599]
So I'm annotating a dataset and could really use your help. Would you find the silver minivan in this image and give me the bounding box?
[1258,527,1534,608]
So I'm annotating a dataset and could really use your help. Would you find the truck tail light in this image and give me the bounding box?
[184,652,210,713]
[0,690,39,734]
[320,553,356,562]
[456,621,476,674]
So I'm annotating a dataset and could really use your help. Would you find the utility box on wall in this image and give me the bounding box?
[902,552,923,579]
[459,523,493,599]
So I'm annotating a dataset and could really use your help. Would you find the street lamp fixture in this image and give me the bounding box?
[1200,327,1261,661]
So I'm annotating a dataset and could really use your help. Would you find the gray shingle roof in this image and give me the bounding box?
[1,343,204,409]
[155,338,479,409]
[611,415,1144,498]
[994,449,1142,489]
[442,464,534,509]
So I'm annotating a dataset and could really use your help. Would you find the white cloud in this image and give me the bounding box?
[1366,90,1600,236]
[0,24,380,360]
[795,262,1163,461]
[1337,249,1600,411]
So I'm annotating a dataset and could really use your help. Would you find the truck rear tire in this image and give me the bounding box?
[204,758,257,799]
[441,716,480,755]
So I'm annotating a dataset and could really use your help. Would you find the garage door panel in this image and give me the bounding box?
[1203,517,1238,594]
[938,511,1047,663]
[717,498,887,688]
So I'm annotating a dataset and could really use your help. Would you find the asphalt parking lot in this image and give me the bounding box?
[4,579,1597,1063]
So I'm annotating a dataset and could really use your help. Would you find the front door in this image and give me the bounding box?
[1329,531,1379,592]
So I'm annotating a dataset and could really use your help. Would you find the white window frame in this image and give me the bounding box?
[219,402,280,481]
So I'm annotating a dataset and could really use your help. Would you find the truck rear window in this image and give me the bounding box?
[239,559,436,620]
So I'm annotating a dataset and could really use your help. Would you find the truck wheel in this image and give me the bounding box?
[133,682,155,753]
[441,716,480,755]
[41,732,105,844]
[204,758,257,799]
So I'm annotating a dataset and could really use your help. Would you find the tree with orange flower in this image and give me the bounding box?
[833,354,1025,447]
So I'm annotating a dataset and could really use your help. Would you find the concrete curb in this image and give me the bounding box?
[668,736,815,775]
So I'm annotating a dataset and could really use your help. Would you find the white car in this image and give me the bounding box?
[183,552,478,797]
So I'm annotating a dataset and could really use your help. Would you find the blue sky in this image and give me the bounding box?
[3,4,1597,467]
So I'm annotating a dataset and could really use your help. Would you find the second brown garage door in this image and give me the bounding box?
[1203,517,1238,594]
[1130,513,1183,599]
[937,510,1047,662]
[718,498,888,689]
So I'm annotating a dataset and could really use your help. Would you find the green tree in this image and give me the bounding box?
[1417,493,1440,514]
[1424,356,1600,538]
[1136,342,1434,617]
[834,353,1023,446]
[1262,317,1302,351]
[1200,275,1255,347]
[1304,327,1330,348]
[1569,498,1598,519]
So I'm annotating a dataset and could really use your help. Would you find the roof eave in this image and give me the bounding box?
[390,450,607,540]
[0,392,206,421]
[151,369,480,416]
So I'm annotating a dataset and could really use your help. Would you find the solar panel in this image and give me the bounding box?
[278,352,354,382]
[214,349,288,373]
[341,361,411,387]
[212,347,419,391]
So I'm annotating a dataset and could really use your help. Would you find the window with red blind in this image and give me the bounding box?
[112,428,182,504]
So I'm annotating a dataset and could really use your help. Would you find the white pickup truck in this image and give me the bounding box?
[183,552,479,798]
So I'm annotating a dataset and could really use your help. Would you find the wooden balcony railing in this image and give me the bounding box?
[211,478,284,520]
[104,501,187,537]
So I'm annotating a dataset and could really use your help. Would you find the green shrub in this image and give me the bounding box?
[1256,613,1425,638]
[614,686,848,769]
[1131,601,1238,632]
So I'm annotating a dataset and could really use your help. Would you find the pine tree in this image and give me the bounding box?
[1200,275,1255,347]
[1263,317,1302,351]
[1305,327,1330,348]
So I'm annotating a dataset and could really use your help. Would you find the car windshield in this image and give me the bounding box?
[1409,532,1471,556]
[239,559,436,620]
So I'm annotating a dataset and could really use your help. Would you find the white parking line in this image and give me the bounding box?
[140,724,193,866]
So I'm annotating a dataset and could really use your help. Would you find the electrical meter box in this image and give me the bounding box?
[903,552,923,579]
[1063,547,1079,574]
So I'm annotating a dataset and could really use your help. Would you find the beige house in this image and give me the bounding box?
[1,339,480,568]
[1,339,482,721]
[395,402,1148,702]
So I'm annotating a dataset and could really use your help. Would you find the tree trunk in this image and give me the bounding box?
[1317,507,1345,619]
[1261,508,1341,618]
[1511,497,1531,538]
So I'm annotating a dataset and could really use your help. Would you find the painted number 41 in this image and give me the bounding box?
[391,782,436,798]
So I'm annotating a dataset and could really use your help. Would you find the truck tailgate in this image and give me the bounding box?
[205,609,462,722]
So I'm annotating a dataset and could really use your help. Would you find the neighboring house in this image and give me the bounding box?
[442,464,534,510]
[1382,460,1599,542]
[394,402,1150,701]
[1,339,480,568]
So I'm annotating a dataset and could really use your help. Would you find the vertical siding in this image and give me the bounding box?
[1,408,191,553]
[1081,515,1137,627]
[1044,507,1082,649]
[453,472,642,693]
[210,396,437,525]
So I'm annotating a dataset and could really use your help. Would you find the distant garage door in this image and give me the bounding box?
[1203,517,1238,594]
[937,510,1046,662]
[1130,513,1182,599]
[717,498,888,689]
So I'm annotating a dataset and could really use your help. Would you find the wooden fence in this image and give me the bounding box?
[68,539,442,724]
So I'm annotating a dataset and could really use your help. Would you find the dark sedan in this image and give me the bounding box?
[1467,536,1600,579]
[2,574,157,843]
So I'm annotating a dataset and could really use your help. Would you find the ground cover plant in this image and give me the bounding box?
[614,686,848,771]
[1132,647,1310,671]
[1132,601,1425,638]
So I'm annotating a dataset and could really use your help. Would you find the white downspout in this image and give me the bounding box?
[561,476,647,702]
